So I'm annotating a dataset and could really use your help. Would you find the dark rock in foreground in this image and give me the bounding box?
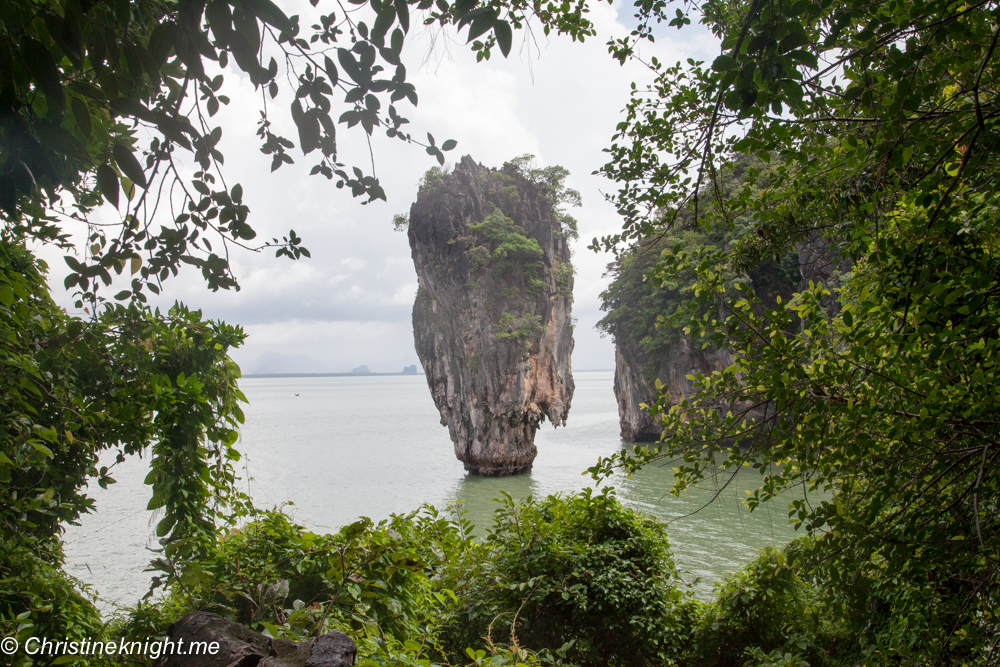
[155,612,356,667]
[408,156,576,475]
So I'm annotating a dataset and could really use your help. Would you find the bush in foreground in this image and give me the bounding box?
[437,488,697,667]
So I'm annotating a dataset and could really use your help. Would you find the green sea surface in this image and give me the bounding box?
[63,371,813,609]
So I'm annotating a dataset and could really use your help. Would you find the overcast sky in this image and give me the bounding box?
[41,1,719,374]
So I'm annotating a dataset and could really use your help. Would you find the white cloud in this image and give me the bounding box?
[38,4,720,374]
[233,319,420,372]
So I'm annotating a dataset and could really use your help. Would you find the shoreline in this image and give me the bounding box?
[243,372,424,378]
[242,369,614,379]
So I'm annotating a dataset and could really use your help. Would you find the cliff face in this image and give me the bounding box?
[408,156,575,476]
[607,234,843,442]
[614,334,733,442]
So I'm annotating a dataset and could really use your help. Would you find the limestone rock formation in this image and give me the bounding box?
[604,233,845,442]
[614,335,734,442]
[408,156,576,475]
[155,612,356,667]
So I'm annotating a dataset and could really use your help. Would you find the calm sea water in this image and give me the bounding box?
[62,371,809,611]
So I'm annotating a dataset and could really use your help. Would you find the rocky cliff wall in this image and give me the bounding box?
[408,156,575,475]
[614,334,734,442]
[615,338,734,442]
[611,234,847,442]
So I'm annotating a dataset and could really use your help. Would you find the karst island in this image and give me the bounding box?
[404,156,578,475]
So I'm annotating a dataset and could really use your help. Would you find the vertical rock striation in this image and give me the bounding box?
[604,232,846,442]
[408,156,576,475]
[614,335,734,442]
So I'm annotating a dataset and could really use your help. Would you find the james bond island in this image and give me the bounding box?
[406,156,577,476]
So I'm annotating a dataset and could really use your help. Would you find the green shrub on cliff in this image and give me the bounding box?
[688,544,849,667]
[437,489,696,667]
[133,505,473,665]
[468,207,546,296]
[495,312,543,347]
[598,227,725,378]
[504,156,581,242]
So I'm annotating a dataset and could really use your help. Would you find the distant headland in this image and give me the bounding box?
[244,370,424,378]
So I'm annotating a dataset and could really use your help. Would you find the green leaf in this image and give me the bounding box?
[712,54,738,71]
[96,163,120,208]
[233,5,262,53]
[149,23,179,66]
[156,515,176,537]
[372,6,396,44]
[155,118,194,150]
[244,0,293,33]
[71,98,92,138]
[395,0,410,33]
[109,97,155,122]
[324,56,339,88]
[206,0,235,44]
[291,100,321,154]
[494,20,512,57]
[113,144,148,189]
[779,31,811,53]
[121,176,136,201]
[32,442,54,458]
[23,39,64,118]
[337,48,363,85]
[787,49,818,69]
[0,283,12,306]
[467,11,496,42]
[34,123,92,163]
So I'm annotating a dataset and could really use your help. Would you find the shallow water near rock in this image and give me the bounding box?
[63,371,813,611]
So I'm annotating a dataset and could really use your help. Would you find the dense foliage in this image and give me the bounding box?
[0,1,593,662]
[100,490,696,667]
[109,490,975,667]
[9,0,1000,662]
[597,160,800,386]
[437,489,695,667]
[590,0,1000,660]
[1,0,594,306]
[468,207,546,294]
[0,239,248,662]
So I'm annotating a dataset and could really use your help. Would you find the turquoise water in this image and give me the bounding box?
[62,371,809,609]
